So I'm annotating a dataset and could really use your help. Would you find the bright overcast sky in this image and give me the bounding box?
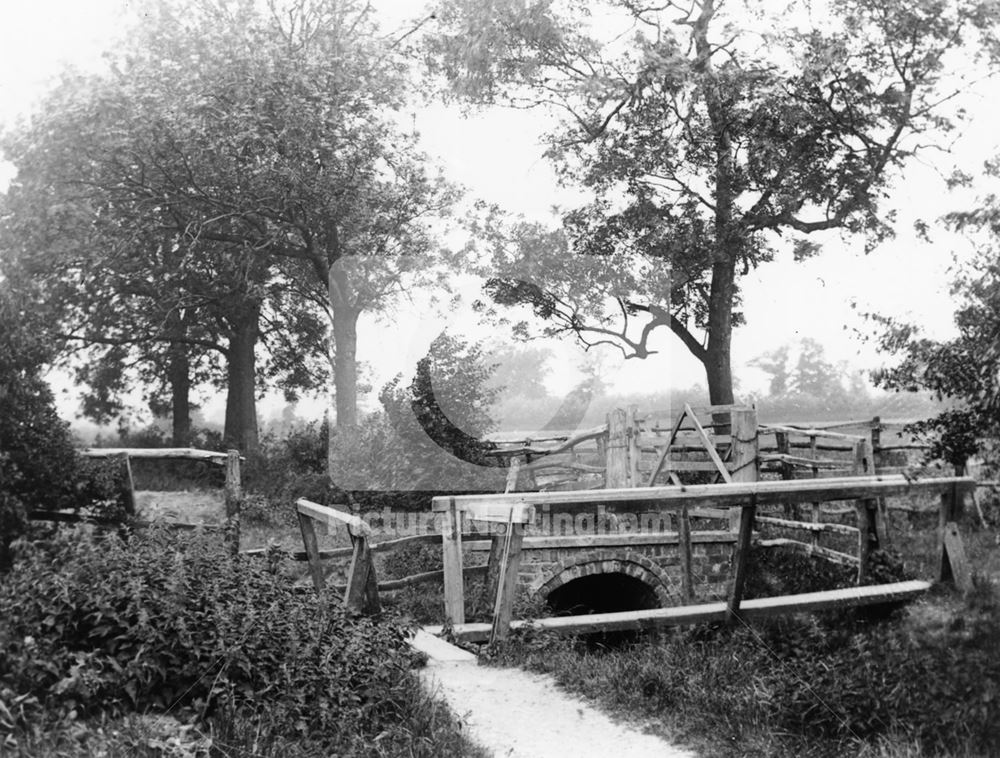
[2,0,998,416]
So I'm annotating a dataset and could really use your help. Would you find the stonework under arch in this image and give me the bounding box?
[532,552,677,607]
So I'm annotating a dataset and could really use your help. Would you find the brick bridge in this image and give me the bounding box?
[460,518,737,610]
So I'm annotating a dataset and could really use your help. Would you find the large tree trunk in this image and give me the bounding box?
[694,0,737,408]
[704,258,736,406]
[223,306,260,453]
[167,342,192,446]
[329,266,360,428]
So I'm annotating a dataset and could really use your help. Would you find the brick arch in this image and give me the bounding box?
[532,551,676,607]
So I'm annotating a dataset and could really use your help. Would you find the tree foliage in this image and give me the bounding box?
[430,0,1000,404]
[1,0,459,451]
[870,187,1000,468]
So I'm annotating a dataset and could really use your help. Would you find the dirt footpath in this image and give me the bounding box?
[419,657,696,758]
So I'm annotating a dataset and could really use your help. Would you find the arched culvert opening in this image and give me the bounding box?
[546,572,661,616]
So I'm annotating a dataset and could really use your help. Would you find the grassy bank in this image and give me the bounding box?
[482,550,1000,758]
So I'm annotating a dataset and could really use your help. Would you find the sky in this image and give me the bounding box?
[1,0,998,426]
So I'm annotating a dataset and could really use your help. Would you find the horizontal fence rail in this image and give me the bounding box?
[432,475,974,513]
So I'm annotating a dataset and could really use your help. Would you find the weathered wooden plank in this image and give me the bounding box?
[638,460,736,473]
[755,516,860,535]
[344,536,380,614]
[627,405,641,488]
[940,521,972,592]
[685,403,733,484]
[441,498,465,625]
[297,511,325,592]
[296,499,372,537]
[481,533,505,611]
[81,447,231,464]
[224,450,241,556]
[119,455,136,519]
[379,564,488,592]
[524,461,606,474]
[428,580,931,641]
[757,424,864,441]
[678,504,693,602]
[689,507,730,519]
[457,502,535,524]
[432,475,975,512]
[730,407,758,531]
[462,531,738,552]
[759,454,850,469]
[605,409,629,489]
[756,538,860,567]
[727,499,756,622]
[490,523,525,642]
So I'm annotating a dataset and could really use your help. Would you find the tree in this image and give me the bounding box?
[0,285,87,568]
[1,0,460,449]
[430,0,1000,405]
[870,217,1000,470]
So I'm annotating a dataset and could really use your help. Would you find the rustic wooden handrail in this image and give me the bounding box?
[431,475,974,512]
[758,424,864,441]
[81,447,236,464]
[296,499,373,537]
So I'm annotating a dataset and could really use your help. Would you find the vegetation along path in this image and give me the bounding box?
[414,633,694,758]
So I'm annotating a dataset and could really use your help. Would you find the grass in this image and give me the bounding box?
[479,525,1000,758]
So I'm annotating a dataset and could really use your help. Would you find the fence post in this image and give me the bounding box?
[606,409,629,489]
[345,534,381,614]
[870,416,882,469]
[626,405,641,488]
[678,503,694,603]
[117,453,137,521]
[489,522,526,642]
[441,498,466,626]
[297,511,325,591]
[729,407,758,532]
[939,482,972,592]
[727,498,756,624]
[224,450,241,555]
[853,438,880,584]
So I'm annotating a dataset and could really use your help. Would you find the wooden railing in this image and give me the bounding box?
[430,475,975,640]
[292,499,492,613]
[31,448,243,550]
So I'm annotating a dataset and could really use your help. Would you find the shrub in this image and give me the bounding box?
[0,527,435,754]
[0,290,119,568]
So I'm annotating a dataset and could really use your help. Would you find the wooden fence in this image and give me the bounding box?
[30,448,243,552]
[428,474,975,642]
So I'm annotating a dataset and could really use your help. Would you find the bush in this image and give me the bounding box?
[0,291,128,568]
[0,527,475,755]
